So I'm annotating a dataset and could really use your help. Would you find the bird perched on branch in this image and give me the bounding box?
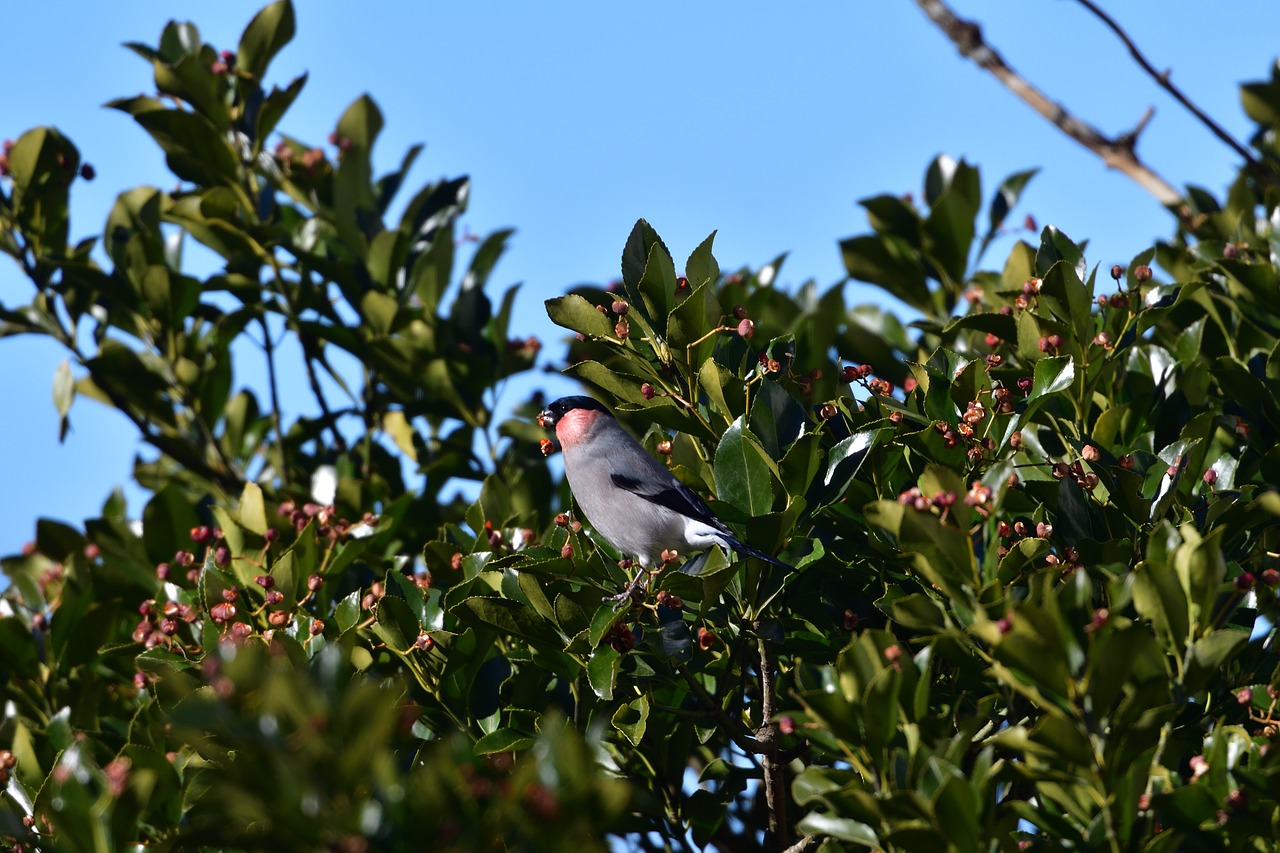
[538,395,792,601]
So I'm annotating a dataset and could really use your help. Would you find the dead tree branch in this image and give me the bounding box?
[1072,0,1273,184]
[912,0,1182,206]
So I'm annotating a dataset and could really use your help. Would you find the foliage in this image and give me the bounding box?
[5,3,1280,851]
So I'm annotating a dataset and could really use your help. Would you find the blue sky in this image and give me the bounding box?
[2,1,1277,553]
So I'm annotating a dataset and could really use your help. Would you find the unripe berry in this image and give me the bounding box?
[640,382,655,400]
[309,619,325,636]
[1134,264,1152,282]
[736,318,755,338]
[611,300,629,316]
[1110,264,1123,281]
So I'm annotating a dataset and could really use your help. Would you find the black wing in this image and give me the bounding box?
[610,472,729,533]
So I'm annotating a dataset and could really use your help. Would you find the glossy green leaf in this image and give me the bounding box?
[713,416,775,516]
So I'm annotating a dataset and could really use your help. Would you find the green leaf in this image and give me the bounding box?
[382,410,418,463]
[865,500,977,603]
[141,482,202,567]
[587,646,621,699]
[371,594,420,653]
[1029,356,1075,399]
[714,416,776,516]
[361,291,398,336]
[236,0,296,81]
[979,167,1038,260]
[238,481,268,535]
[53,358,74,441]
[473,728,534,755]
[796,813,881,846]
[545,294,616,339]
[685,230,720,289]
[1186,629,1247,692]
[922,156,981,285]
[130,108,240,186]
[840,234,930,314]
[612,695,649,746]
[256,72,307,144]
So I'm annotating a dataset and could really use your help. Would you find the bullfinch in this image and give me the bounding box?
[538,395,792,598]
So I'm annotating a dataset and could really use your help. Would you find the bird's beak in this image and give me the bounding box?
[537,408,555,429]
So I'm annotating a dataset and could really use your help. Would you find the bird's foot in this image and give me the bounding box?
[604,566,650,609]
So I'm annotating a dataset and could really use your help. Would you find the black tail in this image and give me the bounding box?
[729,538,795,570]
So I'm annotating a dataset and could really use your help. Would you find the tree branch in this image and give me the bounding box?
[782,836,821,853]
[912,0,1182,206]
[1071,0,1274,184]
[757,631,790,850]
[677,665,767,756]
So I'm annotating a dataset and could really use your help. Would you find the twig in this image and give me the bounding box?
[1072,0,1274,184]
[677,665,767,756]
[757,632,791,849]
[259,315,290,479]
[781,837,821,853]
[912,0,1182,206]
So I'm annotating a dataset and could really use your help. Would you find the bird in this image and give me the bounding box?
[537,395,792,600]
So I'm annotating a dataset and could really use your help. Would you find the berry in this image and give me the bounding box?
[736,318,755,338]
[210,602,236,623]
[1134,264,1152,282]
[1110,264,1123,281]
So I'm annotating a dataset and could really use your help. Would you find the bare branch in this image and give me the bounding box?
[782,836,822,853]
[1072,0,1274,184]
[912,0,1182,206]
[758,632,790,849]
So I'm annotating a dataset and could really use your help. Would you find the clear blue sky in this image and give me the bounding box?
[2,1,1277,554]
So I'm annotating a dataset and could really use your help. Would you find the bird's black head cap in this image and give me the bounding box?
[541,396,610,423]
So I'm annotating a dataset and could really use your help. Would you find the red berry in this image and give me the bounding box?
[210,602,236,623]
